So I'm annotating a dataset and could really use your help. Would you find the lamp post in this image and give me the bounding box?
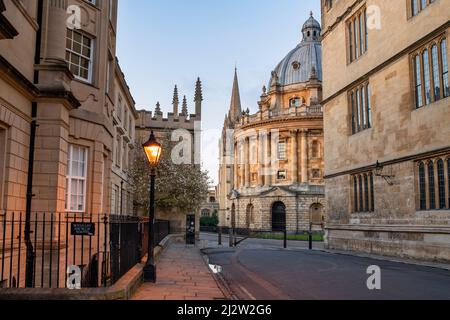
[142,131,162,282]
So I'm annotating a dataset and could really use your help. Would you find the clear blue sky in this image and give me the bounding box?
[116,0,321,184]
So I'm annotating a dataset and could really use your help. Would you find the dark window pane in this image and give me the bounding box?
[359,175,363,212]
[366,85,372,128]
[364,175,369,212]
[437,160,445,209]
[354,176,358,212]
[351,92,356,133]
[419,162,426,210]
[370,173,375,211]
[428,162,436,210]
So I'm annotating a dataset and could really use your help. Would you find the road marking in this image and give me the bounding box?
[238,284,256,300]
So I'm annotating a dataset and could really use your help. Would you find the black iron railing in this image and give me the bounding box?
[0,211,170,289]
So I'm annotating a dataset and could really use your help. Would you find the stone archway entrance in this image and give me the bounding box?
[272,202,286,232]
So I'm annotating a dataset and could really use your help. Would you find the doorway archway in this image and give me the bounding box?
[310,203,324,226]
[272,202,286,232]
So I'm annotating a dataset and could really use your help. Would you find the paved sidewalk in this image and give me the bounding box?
[132,242,226,300]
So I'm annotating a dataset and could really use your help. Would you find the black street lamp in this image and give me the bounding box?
[142,131,162,282]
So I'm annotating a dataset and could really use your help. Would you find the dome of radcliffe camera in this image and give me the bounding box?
[268,12,322,87]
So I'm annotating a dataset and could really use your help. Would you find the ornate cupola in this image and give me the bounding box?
[302,12,321,42]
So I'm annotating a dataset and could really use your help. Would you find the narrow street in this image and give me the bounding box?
[200,233,450,300]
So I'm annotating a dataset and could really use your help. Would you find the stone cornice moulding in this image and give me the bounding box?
[238,115,324,131]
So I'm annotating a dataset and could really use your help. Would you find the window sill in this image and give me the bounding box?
[347,50,368,66]
[412,95,450,112]
[349,127,372,137]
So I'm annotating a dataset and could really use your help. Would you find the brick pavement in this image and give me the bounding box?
[132,242,226,300]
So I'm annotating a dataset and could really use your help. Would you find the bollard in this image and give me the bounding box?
[218,226,222,246]
[309,232,313,250]
[284,229,287,249]
[229,227,234,247]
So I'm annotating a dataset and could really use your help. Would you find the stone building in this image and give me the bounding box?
[321,0,450,262]
[0,0,137,215]
[217,14,326,233]
[200,188,219,218]
[135,80,203,234]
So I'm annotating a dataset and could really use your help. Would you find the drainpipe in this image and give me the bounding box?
[24,0,43,288]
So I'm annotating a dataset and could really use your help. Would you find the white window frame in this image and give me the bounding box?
[66,29,95,83]
[65,144,88,213]
[278,141,287,160]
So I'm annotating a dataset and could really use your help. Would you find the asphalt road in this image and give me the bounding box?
[200,233,450,300]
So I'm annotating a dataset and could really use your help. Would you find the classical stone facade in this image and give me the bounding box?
[0,0,137,215]
[200,188,219,217]
[217,14,326,233]
[135,80,203,234]
[321,0,450,262]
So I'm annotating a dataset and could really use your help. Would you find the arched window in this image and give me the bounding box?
[361,86,367,129]
[357,88,362,131]
[348,23,353,62]
[422,49,431,105]
[364,174,369,212]
[366,84,372,128]
[350,92,356,133]
[419,162,427,210]
[246,204,255,227]
[414,55,423,108]
[437,159,445,209]
[431,44,441,101]
[441,38,449,98]
[290,98,301,108]
[354,176,358,212]
[428,161,436,210]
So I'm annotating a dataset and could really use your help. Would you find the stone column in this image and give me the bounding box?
[266,132,273,186]
[240,139,245,188]
[290,130,298,184]
[257,132,264,186]
[300,129,308,183]
[39,0,72,90]
[244,137,251,188]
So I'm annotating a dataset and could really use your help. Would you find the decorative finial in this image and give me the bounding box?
[310,11,313,17]
[155,102,162,115]
[262,85,267,95]
[182,95,188,115]
[172,85,179,105]
[194,77,203,102]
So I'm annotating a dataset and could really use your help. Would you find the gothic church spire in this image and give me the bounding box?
[228,67,242,123]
